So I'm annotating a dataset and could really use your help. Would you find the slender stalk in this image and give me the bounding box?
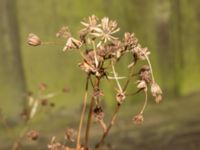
[111,60,122,92]
[84,77,100,147]
[123,61,136,91]
[96,104,120,148]
[140,91,148,114]
[76,75,90,149]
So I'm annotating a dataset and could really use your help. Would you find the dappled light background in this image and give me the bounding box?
[0,0,200,150]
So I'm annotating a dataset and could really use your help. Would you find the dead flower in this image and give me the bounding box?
[91,17,120,43]
[81,15,99,32]
[139,65,152,83]
[63,37,82,51]
[116,91,126,104]
[27,130,39,141]
[133,44,150,60]
[48,136,65,150]
[56,26,71,39]
[65,128,77,142]
[151,82,162,103]
[27,33,41,46]
[136,80,147,92]
[93,106,105,121]
[133,114,144,124]
[124,32,138,49]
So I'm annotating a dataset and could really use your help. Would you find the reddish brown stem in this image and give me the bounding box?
[76,75,90,149]
[84,77,100,147]
[96,104,120,148]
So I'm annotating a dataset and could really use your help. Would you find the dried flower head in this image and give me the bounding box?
[93,106,105,121]
[56,26,71,39]
[151,82,162,103]
[27,33,41,46]
[48,136,65,150]
[139,65,152,83]
[65,128,77,142]
[91,17,120,43]
[123,32,138,49]
[27,130,39,141]
[81,15,99,32]
[133,114,144,124]
[116,91,126,104]
[136,80,147,92]
[63,37,82,51]
[133,45,150,60]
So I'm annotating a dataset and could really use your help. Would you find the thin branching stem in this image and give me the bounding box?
[140,90,148,114]
[76,75,90,149]
[96,104,120,148]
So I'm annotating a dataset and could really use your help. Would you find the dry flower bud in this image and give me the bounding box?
[65,128,77,142]
[78,61,96,74]
[116,91,126,104]
[151,82,162,103]
[133,114,144,124]
[93,106,105,121]
[27,130,39,141]
[27,33,41,46]
[124,32,138,48]
[56,26,71,39]
[139,65,152,83]
[136,80,147,91]
[133,45,150,60]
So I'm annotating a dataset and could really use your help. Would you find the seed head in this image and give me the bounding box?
[116,91,126,104]
[133,114,144,124]
[27,33,41,46]
[151,82,162,103]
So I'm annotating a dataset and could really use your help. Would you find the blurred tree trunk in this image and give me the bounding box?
[169,0,184,96]
[0,0,27,115]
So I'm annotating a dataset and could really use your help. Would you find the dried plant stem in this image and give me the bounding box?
[111,60,122,92]
[123,62,136,91]
[140,91,148,114]
[76,75,90,149]
[96,104,120,148]
[84,77,100,147]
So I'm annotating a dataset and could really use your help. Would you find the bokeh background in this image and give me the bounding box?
[0,0,200,149]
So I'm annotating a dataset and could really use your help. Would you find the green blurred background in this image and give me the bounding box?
[0,0,200,149]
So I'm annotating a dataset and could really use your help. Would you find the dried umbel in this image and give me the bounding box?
[28,15,163,150]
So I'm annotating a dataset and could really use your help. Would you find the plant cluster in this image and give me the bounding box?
[27,15,162,150]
